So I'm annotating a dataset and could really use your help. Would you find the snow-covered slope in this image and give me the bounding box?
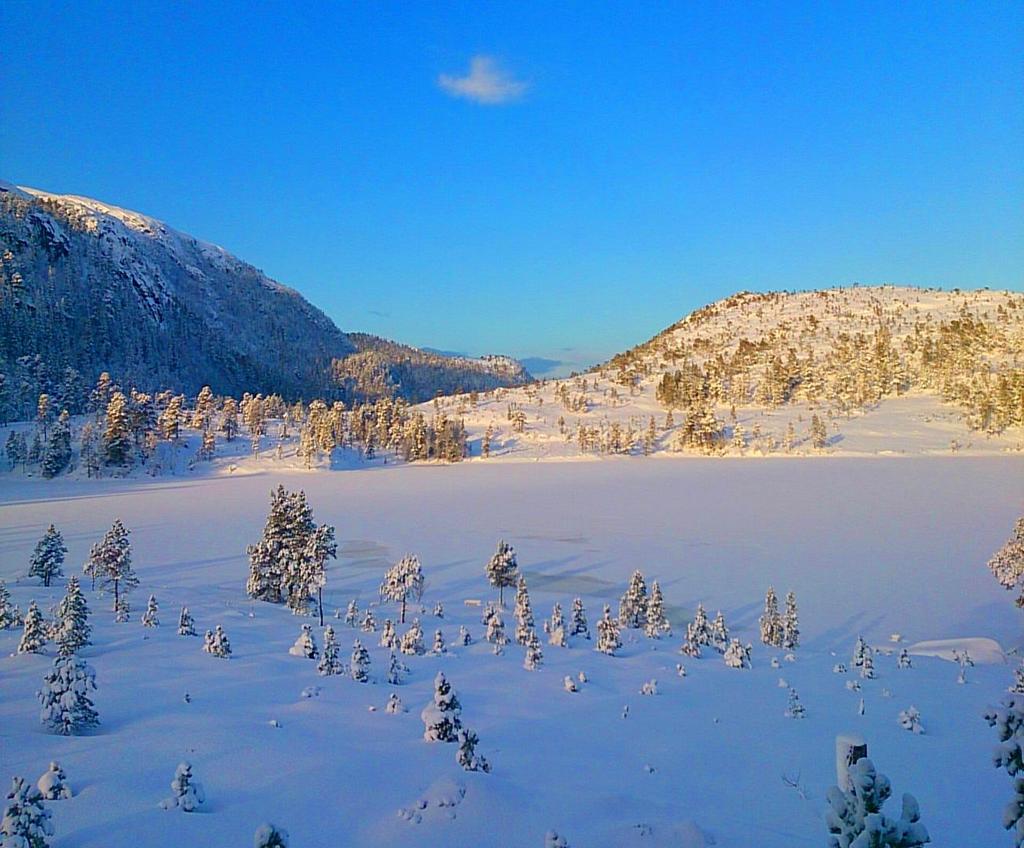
[0,183,529,416]
[438,286,1024,460]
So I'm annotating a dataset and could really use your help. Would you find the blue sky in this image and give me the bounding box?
[3,2,1022,374]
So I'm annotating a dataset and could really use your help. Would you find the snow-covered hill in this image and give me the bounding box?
[437,286,1024,460]
[0,182,529,417]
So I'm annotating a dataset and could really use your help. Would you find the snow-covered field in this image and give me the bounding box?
[2,456,1022,846]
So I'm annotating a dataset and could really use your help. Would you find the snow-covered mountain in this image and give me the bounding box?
[0,182,529,417]
[440,286,1024,459]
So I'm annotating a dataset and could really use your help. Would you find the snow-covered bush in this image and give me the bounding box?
[36,762,71,800]
[177,606,196,637]
[317,626,343,676]
[379,619,397,649]
[254,823,290,848]
[351,640,370,682]
[1,776,53,848]
[400,619,425,655]
[160,761,205,812]
[456,728,491,773]
[386,692,403,714]
[432,629,446,655]
[18,601,47,654]
[288,624,318,659]
[524,630,543,671]
[824,757,929,848]
[723,639,751,669]
[596,605,621,656]
[899,706,924,734]
[141,594,159,628]
[984,695,1024,845]
[203,625,231,658]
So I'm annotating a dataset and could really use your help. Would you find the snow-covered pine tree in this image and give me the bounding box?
[759,586,783,647]
[85,520,137,613]
[103,391,133,466]
[300,522,336,625]
[18,601,47,654]
[782,590,800,649]
[177,606,196,637]
[400,619,425,655]
[160,762,205,812]
[1011,663,1024,695]
[345,599,360,627]
[985,695,1024,845]
[486,539,519,607]
[432,629,446,655]
[514,575,535,646]
[379,555,424,624]
[114,596,130,623]
[785,687,806,718]
[289,624,319,659]
[545,830,570,848]
[422,672,462,742]
[433,602,444,618]
[596,605,621,656]
[899,706,924,734]
[723,638,752,669]
[0,580,17,630]
[679,623,702,658]
[570,597,590,639]
[379,619,397,649]
[988,516,1024,607]
[387,651,408,685]
[852,636,871,670]
[618,570,648,628]
[203,625,231,658]
[54,577,90,656]
[548,603,566,647]
[897,648,912,669]
[486,609,507,651]
[824,757,929,848]
[524,629,544,670]
[38,654,98,735]
[36,762,71,800]
[1,777,53,848]
[317,626,344,676]
[644,581,671,638]
[141,594,159,627]
[456,728,491,773]
[246,486,323,609]
[709,610,729,653]
[41,410,72,478]
[691,603,711,646]
[254,823,290,848]
[28,525,66,587]
[361,608,377,633]
[386,692,404,714]
[351,640,370,682]
[860,650,876,680]
[458,625,472,646]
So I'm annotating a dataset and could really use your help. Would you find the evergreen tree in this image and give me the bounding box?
[28,524,65,587]
[824,758,929,848]
[5,430,27,471]
[897,648,912,670]
[690,603,711,646]
[345,599,359,627]
[387,651,408,685]
[379,555,424,624]
[570,597,589,638]
[379,619,397,649]
[432,629,446,655]
[246,485,318,607]
[899,706,924,734]
[160,762,205,812]
[811,413,829,449]
[36,762,71,801]
[288,624,319,659]
[38,654,99,735]
[421,672,462,742]
[361,608,377,633]
[486,539,519,607]
[782,591,800,649]
[985,695,1024,846]
[456,728,491,773]
[679,623,702,658]
[513,575,535,646]
[350,639,370,682]
[644,581,670,638]
[141,594,159,627]
[0,776,53,848]
[723,638,752,669]
[40,410,71,478]
[54,577,90,656]
[596,604,621,656]
[385,691,403,714]
[548,603,567,647]
[759,586,783,647]
[317,626,343,676]
[18,602,47,654]
[84,520,136,612]
[0,581,15,630]
[300,522,336,624]
[102,391,133,466]
[203,625,231,658]
[784,687,806,718]
[524,629,544,670]
[399,619,425,655]
[709,610,729,653]
[485,609,507,650]
[177,607,196,637]
[618,570,648,628]
[989,517,1024,607]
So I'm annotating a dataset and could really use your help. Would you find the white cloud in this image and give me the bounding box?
[438,55,527,105]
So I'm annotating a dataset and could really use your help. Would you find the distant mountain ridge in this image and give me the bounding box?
[0,181,529,416]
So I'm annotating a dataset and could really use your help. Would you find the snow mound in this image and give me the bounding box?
[906,637,1006,664]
